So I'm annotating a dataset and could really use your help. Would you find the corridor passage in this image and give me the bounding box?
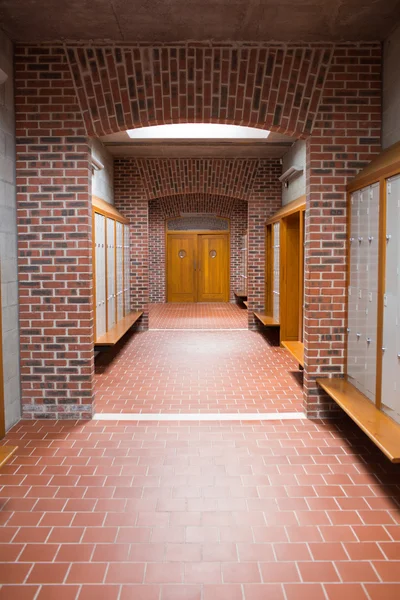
[149,303,248,330]
[95,304,303,415]
[1,418,399,599]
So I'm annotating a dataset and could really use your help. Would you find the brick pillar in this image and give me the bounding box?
[16,46,94,419]
[247,160,282,329]
[303,44,382,418]
[114,159,149,329]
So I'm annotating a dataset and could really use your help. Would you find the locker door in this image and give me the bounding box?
[124,224,130,315]
[365,290,378,402]
[116,221,124,322]
[95,213,106,339]
[381,175,400,424]
[106,218,116,330]
[358,188,369,294]
[273,222,280,321]
[347,285,358,385]
[354,289,367,395]
[367,183,380,293]
[349,191,359,292]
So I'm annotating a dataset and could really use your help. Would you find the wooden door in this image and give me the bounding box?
[167,234,197,302]
[197,234,229,302]
[280,212,300,342]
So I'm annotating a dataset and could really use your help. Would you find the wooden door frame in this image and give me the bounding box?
[166,229,230,303]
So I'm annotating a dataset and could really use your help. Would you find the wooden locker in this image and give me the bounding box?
[95,213,106,339]
[124,224,130,316]
[116,221,124,322]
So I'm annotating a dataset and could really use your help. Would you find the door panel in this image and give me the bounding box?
[167,234,197,302]
[197,234,229,302]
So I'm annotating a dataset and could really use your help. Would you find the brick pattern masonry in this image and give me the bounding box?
[15,42,382,419]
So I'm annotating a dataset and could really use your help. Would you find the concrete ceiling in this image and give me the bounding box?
[1,0,400,42]
[100,130,296,158]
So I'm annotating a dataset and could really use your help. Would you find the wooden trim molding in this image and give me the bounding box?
[265,195,306,226]
[92,195,129,224]
[347,141,400,193]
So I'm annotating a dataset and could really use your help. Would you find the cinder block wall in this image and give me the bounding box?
[0,31,21,430]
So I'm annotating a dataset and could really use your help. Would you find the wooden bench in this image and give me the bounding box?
[317,378,400,463]
[0,446,17,468]
[243,301,248,309]
[95,311,143,347]
[254,312,280,327]
[234,290,247,301]
[282,341,304,367]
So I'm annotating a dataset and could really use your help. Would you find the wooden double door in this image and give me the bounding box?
[167,233,229,302]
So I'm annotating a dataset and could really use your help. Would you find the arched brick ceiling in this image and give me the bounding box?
[65,44,334,138]
[149,193,246,218]
[133,158,260,202]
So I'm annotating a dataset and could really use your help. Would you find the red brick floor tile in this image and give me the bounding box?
[203,584,243,600]
[0,543,23,561]
[308,542,348,561]
[237,543,274,562]
[324,583,369,600]
[274,542,312,561]
[378,542,400,559]
[161,584,202,599]
[36,586,80,600]
[120,586,161,600]
[344,542,385,560]
[77,585,120,600]
[165,543,202,562]
[284,583,326,600]
[145,563,183,584]
[55,544,94,563]
[243,583,285,599]
[27,563,69,584]
[184,563,222,584]
[372,561,400,582]
[92,543,131,562]
[336,561,380,582]
[18,544,59,563]
[0,586,39,600]
[298,562,339,583]
[0,563,32,584]
[365,584,400,600]
[222,563,261,583]
[260,562,300,583]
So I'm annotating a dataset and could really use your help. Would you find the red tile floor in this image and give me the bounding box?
[95,329,303,414]
[149,303,248,330]
[1,418,400,598]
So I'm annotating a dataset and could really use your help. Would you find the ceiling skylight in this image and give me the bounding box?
[127,123,270,140]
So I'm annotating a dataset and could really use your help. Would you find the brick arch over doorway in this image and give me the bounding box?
[147,193,248,303]
[16,42,381,420]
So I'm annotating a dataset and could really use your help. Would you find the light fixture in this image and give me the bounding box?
[279,165,303,188]
[127,123,270,140]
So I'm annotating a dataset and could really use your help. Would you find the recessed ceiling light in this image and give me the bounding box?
[127,123,270,140]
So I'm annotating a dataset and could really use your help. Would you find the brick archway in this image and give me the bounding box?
[16,42,382,420]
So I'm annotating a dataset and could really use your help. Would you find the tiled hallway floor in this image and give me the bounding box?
[1,418,400,599]
[95,329,303,414]
[149,303,248,330]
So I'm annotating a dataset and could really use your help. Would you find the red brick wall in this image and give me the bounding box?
[15,45,94,420]
[304,45,382,418]
[147,194,248,304]
[15,42,382,420]
[114,159,149,329]
[149,200,165,303]
[247,160,282,329]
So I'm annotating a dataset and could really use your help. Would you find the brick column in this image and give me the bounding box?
[114,159,149,329]
[304,44,382,417]
[247,160,282,329]
[16,46,94,419]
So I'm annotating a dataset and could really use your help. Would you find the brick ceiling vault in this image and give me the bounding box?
[65,43,334,138]
[134,158,260,201]
[149,193,247,218]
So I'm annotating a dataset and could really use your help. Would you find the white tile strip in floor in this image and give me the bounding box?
[94,412,307,421]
